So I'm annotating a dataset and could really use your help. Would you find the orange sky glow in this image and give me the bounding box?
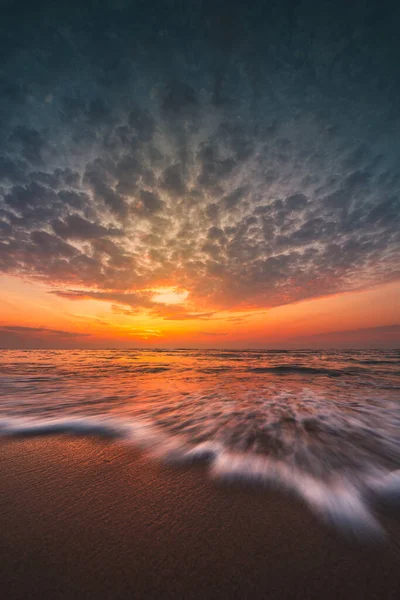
[1,1,400,351]
[1,274,398,349]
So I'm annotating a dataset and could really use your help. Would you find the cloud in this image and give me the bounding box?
[197,331,228,336]
[0,324,90,348]
[53,289,153,306]
[291,324,400,348]
[54,288,216,321]
[52,214,123,240]
[159,80,198,115]
[0,0,399,318]
[0,325,89,337]
[8,126,46,166]
[139,190,164,215]
[161,164,186,197]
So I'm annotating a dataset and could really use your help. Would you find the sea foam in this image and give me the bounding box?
[0,413,398,538]
[1,348,399,538]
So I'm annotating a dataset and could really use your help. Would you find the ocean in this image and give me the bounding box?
[1,348,399,535]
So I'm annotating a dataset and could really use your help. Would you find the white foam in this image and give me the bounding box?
[297,477,384,538]
[211,450,386,537]
[0,415,396,538]
[367,470,400,507]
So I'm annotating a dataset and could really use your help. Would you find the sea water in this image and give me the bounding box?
[1,349,399,536]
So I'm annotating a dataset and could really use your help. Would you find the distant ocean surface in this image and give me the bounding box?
[1,349,400,535]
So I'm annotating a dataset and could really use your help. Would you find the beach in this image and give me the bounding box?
[1,436,400,599]
[1,0,400,595]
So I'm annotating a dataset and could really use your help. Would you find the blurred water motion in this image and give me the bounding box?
[0,349,399,534]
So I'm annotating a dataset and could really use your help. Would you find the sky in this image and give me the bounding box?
[0,0,399,348]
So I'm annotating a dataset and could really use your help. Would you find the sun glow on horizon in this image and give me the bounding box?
[0,274,398,349]
[150,288,189,305]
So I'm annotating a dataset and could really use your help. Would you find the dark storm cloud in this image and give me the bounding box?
[0,0,399,315]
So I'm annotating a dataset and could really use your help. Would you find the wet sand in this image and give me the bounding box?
[1,436,400,599]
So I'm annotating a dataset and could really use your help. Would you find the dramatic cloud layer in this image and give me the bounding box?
[1,0,399,317]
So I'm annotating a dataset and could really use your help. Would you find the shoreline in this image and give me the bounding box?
[1,436,400,599]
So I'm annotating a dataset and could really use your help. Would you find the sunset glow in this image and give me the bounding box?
[2,5,400,596]
[0,273,399,348]
[150,288,189,305]
[0,1,399,350]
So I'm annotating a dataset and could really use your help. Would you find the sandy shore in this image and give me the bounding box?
[1,437,400,599]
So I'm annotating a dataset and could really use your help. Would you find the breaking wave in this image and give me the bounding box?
[1,348,399,538]
[1,406,400,539]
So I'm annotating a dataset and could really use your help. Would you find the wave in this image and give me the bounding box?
[200,367,233,373]
[248,366,345,376]
[357,359,398,365]
[198,365,349,376]
[0,414,399,539]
